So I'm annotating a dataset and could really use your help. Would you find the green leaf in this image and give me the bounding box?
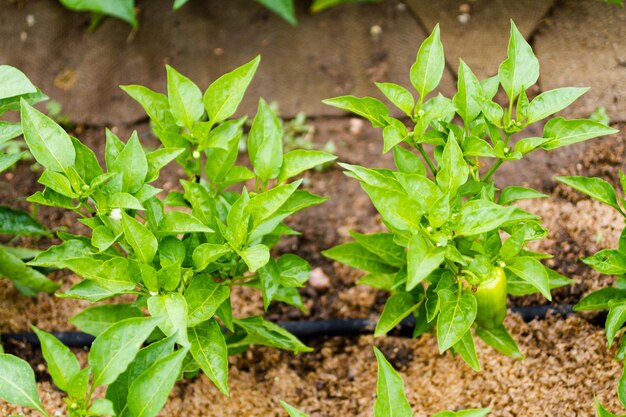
[455,409,491,417]
[322,242,398,274]
[120,85,177,132]
[505,257,551,300]
[110,132,148,194]
[277,150,336,182]
[382,118,408,153]
[190,320,229,395]
[526,87,588,124]
[192,243,231,271]
[224,229,261,262]
[456,200,515,236]
[256,0,297,25]
[595,400,619,417]
[322,95,389,128]
[375,292,421,337]
[158,211,213,234]
[361,183,422,233]
[454,59,482,124]
[606,300,626,347]
[122,212,158,264]
[498,186,548,205]
[583,250,626,275]
[0,66,37,99]
[277,254,310,287]
[410,24,445,99]
[375,82,415,117]
[437,289,477,353]
[20,99,75,173]
[393,146,426,175]
[248,98,283,181]
[166,65,204,129]
[351,232,405,268]
[233,316,312,353]
[619,361,626,409]
[127,348,187,417]
[574,287,626,311]
[0,247,59,293]
[89,316,162,387]
[542,118,618,150]
[372,347,412,417]
[497,21,539,100]
[0,152,24,173]
[0,206,49,236]
[106,336,176,414]
[453,330,480,371]
[281,401,309,417]
[88,399,115,416]
[436,132,469,194]
[204,56,260,124]
[184,275,230,327]
[555,176,621,211]
[0,354,46,416]
[147,293,190,347]
[146,148,184,182]
[32,327,80,393]
[475,324,523,359]
[407,234,445,290]
[70,304,144,336]
[59,0,138,27]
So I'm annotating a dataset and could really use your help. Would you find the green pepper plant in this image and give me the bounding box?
[0,65,59,297]
[16,56,334,414]
[322,21,617,370]
[281,347,491,417]
[556,171,626,412]
[0,317,182,417]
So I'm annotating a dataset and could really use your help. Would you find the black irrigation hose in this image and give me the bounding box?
[1,304,605,348]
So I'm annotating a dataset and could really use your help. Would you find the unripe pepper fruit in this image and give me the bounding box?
[474,266,507,329]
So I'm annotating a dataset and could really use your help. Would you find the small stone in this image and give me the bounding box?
[26,14,35,27]
[459,3,471,13]
[213,47,224,56]
[458,13,470,24]
[349,118,364,135]
[309,267,330,290]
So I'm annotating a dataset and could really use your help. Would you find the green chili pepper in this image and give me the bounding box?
[474,266,507,329]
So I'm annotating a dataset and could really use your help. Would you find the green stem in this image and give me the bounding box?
[416,144,437,176]
[481,159,503,183]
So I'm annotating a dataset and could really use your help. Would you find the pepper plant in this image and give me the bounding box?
[0,65,58,296]
[322,21,617,370]
[281,347,491,417]
[19,56,334,411]
[556,172,626,410]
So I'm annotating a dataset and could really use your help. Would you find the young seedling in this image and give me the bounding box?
[322,21,617,369]
[281,347,491,416]
[19,56,335,410]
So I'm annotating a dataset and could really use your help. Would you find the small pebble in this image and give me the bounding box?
[458,13,470,24]
[26,14,35,27]
[309,267,330,290]
[349,118,364,135]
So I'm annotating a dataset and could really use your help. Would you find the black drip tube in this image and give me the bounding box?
[0,304,604,348]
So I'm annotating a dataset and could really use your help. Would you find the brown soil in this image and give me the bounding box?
[2,315,623,416]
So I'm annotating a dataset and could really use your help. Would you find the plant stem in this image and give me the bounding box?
[416,144,437,176]
[482,159,503,183]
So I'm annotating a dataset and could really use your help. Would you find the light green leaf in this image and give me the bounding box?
[453,329,480,371]
[454,59,482,124]
[233,316,312,353]
[350,231,406,268]
[248,98,283,181]
[59,0,138,27]
[110,132,148,194]
[322,95,389,128]
[281,401,309,417]
[542,118,618,150]
[204,56,260,124]
[0,205,49,237]
[20,99,75,173]
[322,242,398,274]
[89,316,162,387]
[497,21,539,100]
[158,211,213,234]
[574,287,626,311]
[526,87,588,124]
[475,324,523,359]
[147,293,190,347]
[190,320,229,395]
[122,212,158,264]
[456,200,515,236]
[373,347,412,417]
[375,292,421,337]
[32,327,80,392]
[407,234,444,290]
[192,243,231,271]
[184,275,230,327]
[127,348,187,417]
[0,354,46,416]
[277,150,336,182]
[240,244,270,272]
[375,82,415,117]
[410,24,445,99]
[0,246,59,293]
[498,186,548,205]
[437,289,477,353]
[505,257,551,300]
[555,176,621,211]
[382,118,408,153]
[606,300,626,347]
[70,304,143,336]
[436,131,469,194]
[256,0,297,25]
[0,66,37,99]
[120,85,177,132]
[583,250,626,275]
[166,65,204,129]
